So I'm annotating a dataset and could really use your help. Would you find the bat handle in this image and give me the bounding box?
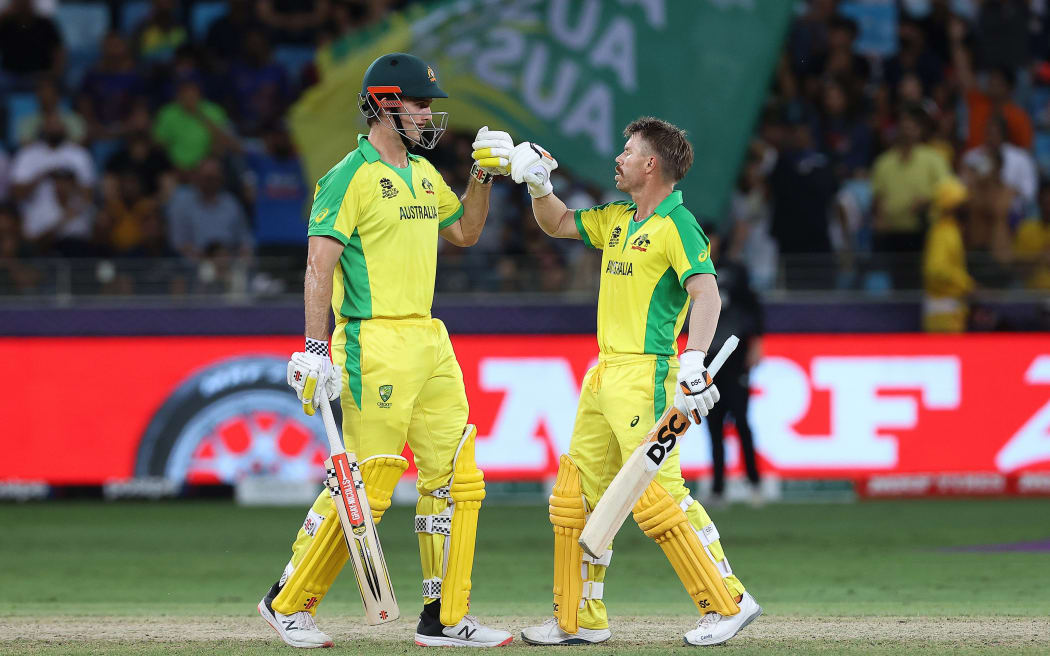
[707,335,739,378]
[319,399,344,455]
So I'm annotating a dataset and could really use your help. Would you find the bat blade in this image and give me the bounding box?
[578,336,739,558]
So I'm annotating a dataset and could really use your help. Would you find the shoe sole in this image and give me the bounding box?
[258,599,334,648]
[414,634,513,648]
[683,604,763,647]
[520,631,610,646]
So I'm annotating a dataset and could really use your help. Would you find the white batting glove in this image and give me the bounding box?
[674,350,720,424]
[509,141,558,198]
[471,126,514,176]
[287,349,340,416]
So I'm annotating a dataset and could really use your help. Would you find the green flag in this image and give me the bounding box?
[290,0,792,221]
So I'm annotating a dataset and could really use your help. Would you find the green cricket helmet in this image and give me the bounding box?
[359,52,449,149]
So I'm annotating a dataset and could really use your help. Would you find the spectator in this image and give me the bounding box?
[769,107,836,286]
[257,0,331,45]
[871,105,950,286]
[134,0,188,63]
[1013,181,1050,290]
[812,76,873,180]
[97,171,157,255]
[153,79,235,171]
[242,122,308,255]
[104,126,175,200]
[962,147,1014,282]
[726,147,776,291]
[204,0,264,64]
[0,0,64,85]
[166,157,252,261]
[0,202,39,293]
[15,77,86,146]
[962,114,1038,208]
[226,28,291,136]
[9,112,96,252]
[786,0,836,79]
[951,17,1033,149]
[884,18,945,101]
[76,32,147,140]
[923,176,973,332]
[819,16,871,98]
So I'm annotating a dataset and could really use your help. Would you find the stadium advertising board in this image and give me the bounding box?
[2,335,1048,492]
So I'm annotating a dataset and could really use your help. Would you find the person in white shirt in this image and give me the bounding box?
[962,115,1038,210]
[9,111,96,251]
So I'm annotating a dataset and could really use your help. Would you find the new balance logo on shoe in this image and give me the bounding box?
[458,625,477,639]
[282,619,296,631]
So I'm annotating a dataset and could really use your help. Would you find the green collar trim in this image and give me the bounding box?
[358,134,422,164]
[357,134,380,163]
[653,190,684,217]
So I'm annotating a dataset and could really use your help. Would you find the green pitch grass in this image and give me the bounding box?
[1,498,1048,654]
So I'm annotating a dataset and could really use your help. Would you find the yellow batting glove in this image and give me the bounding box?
[301,375,318,416]
[471,126,514,176]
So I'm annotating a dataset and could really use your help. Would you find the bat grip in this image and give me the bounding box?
[707,335,739,378]
[319,399,344,455]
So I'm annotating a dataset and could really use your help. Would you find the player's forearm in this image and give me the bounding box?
[684,275,721,353]
[456,178,492,246]
[304,260,334,341]
[531,192,569,237]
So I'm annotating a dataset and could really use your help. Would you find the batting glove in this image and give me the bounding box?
[471,126,514,177]
[674,350,720,424]
[509,142,558,198]
[287,344,340,416]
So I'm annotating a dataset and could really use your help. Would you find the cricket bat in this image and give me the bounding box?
[578,335,739,559]
[319,399,399,624]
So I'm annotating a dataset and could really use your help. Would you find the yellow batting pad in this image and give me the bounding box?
[359,455,409,525]
[440,425,485,627]
[272,496,349,615]
[632,482,739,617]
[549,455,586,634]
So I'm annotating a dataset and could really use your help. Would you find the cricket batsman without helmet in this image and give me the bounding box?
[258,53,513,648]
[513,119,762,647]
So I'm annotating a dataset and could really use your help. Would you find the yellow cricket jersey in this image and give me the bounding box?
[308,134,464,320]
[575,190,715,357]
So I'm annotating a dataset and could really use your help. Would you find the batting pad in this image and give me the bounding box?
[633,481,740,617]
[549,454,587,634]
[272,494,349,616]
[440,425,485,627]
[359,454,409,525]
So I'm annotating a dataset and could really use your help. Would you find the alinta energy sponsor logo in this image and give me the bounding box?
[605,260,633,276]
[399,205,438,221]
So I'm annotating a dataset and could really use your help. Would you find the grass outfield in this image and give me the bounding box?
[1,498,1048,654]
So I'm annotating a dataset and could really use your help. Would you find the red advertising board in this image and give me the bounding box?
[2,334,1049,487]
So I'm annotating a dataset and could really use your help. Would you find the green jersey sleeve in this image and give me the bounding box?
[667,208,716,286]
[436,173,464,229]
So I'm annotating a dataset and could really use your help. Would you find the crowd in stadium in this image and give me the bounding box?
[0,0,1049,301]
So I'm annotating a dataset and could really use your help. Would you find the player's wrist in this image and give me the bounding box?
[469,162,493,185]
[305,337,329,358]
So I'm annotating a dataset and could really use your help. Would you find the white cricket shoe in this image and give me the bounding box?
[415,610,513,647]
[683,591,762,646]
[258,590,333,648]
[520,617,611,645]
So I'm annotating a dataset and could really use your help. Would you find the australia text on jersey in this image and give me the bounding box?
[399,205,439,220]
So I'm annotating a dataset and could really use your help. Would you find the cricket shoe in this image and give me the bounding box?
[520,617,611,645]
[258,582,334,648]
[415,608,513,647]
[683,591,762,646]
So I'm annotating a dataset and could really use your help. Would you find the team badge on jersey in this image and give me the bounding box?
[608,226,622,248]
[379,178,398,199]
[630,233,650,252]
[378,384,393,408]
[421,178,435,195]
